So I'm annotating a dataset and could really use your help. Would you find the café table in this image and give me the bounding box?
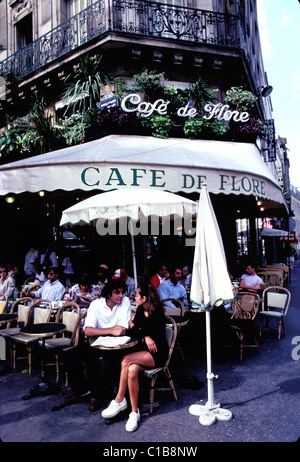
[0,313,18,326]
[90,336,138,351]
[20,322,66,399]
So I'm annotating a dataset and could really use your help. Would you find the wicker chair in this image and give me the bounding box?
[8,299,52,375]
[0,293,8,314]
[229,292,261,360]
[161,298,187,361]
[260,286,291,340]
[143,315,178,414]
[41,302,82,384]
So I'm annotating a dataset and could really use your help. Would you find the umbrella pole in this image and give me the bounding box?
[129,221,138,291]
[205,306,219,411]
[189,306,233,426]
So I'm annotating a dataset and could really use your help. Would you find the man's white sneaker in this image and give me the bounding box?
[125,410,140,432]
[101,398,127,418]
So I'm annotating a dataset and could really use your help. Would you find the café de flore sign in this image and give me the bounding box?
[120,93,250,122]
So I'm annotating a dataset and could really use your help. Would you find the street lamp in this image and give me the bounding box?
[5,195,15,204]
[261,85,273,97]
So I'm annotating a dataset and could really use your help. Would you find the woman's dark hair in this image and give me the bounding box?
[139,282,163,316]
[101,278,127,299]
[79,276,90,288]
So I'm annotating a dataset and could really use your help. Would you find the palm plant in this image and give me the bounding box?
[62,53,109,114]
[28,95,58,153]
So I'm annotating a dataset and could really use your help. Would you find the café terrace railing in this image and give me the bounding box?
[0,0,241,79]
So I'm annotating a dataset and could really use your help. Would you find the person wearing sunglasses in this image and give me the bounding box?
[26,267,65,303]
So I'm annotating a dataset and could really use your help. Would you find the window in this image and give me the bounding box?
[15,13,33,50]
[67,0,88,18]
[67,0,99,19]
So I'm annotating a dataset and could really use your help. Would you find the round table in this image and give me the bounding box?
[0,313,18,325]
[90,337,138,351]
[20,322,66,338]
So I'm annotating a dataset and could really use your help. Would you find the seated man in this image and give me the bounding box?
[180,265,192,291]
[150,263,167,290]
[61,278,131,412]
[112,268,136,298]
[26,267,65,302]
[157,264,188,309]
[239,264,263,294]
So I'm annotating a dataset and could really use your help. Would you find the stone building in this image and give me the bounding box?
[0,0,291,275]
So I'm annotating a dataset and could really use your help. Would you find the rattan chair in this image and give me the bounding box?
[260,286,291,340]
[143,315,178,414]
[161,298,187,361]
[0,297,33,336]
[229,292,261,360]
[161,298,185,317]
[41,302,82,384]
[9,299,52,375]
[25,283,42,296]
[0,293,8,314]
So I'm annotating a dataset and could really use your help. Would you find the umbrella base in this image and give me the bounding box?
[189,402,233,426]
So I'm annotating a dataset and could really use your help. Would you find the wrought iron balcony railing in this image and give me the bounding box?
[0,0,241,80]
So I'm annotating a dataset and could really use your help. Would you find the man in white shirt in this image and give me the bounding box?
[60,279,131,413]
[239,264,264,294]
[26,267,65,302]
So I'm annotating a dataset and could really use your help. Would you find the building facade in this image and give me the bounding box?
[0,0,291,276]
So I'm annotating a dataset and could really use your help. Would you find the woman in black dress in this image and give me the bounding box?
[101,282,168,432]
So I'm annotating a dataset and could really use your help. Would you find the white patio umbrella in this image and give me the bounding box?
[188,184,234,426]
[60,187,197,289]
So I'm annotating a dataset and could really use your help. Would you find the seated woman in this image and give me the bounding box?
[64,276,99,332]
[64,276,98,309]
[101,282,169,432]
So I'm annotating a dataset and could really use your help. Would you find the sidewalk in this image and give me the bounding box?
[1,262,300,444]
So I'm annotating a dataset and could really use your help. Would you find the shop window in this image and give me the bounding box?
[15,13,33,50]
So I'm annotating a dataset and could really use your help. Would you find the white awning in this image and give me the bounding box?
[0,134,287,207]
[260,228,288,237]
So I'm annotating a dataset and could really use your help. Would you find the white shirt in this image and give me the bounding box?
[61,257,74,275]
[0,276,16,298]
[240,273,264,287]
[35,279,65,302]
[84,296,131,331]
[24,248,37,277]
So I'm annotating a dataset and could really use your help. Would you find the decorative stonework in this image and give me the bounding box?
[11,0,33,23]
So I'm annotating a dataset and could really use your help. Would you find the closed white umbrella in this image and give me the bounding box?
[60,188,197,289]
[189,184,234,426]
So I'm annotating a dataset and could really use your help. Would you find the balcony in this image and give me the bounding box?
[0,0,241,80]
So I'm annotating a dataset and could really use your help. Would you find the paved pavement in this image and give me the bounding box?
[1,262,300,446]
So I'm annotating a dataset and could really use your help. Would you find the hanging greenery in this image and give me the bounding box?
[62,54,109,114]
[225,86,258,113]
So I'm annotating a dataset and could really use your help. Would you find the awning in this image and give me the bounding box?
[260,228,288,237]
[0,134,287,208]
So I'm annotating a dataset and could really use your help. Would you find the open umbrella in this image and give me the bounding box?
[60,187,197,289]
[188,184,234,426]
